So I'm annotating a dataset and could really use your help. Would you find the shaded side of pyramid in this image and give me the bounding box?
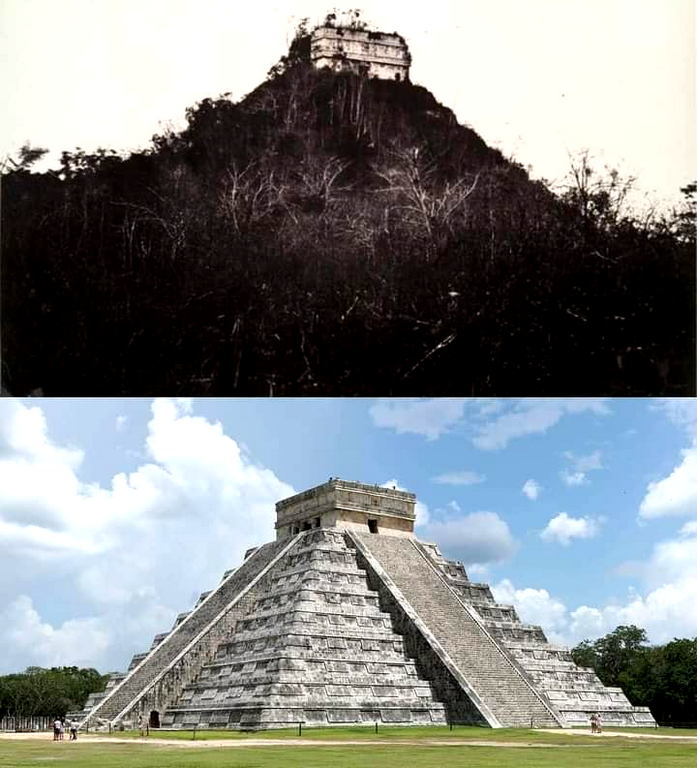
[405,540,655,727]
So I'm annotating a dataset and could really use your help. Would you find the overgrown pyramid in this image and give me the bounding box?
[76,480,655,730]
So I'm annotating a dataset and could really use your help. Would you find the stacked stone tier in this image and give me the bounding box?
[77,524,655,730]
[420,546,655,727]
[78,538,290,725]
[162,530,446,728]
[352,533,561,727]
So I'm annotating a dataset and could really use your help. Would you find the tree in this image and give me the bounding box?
[1,142,49,174]
[650,638,697,724]
[665,181,697,243]
[561,150,636,233]
[267,18,312,79]
[571,626,697,723]
[377,146,479,259]
[571,639,598,670]
[0,667,109,719]
[593,625,649,687]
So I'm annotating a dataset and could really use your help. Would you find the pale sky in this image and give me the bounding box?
[1,0,694,210]
[2,396,697,673]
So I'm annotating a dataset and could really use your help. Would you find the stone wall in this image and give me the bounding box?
[276,479,415,539]
[310,27,410,81]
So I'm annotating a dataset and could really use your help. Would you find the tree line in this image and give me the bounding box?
[2,61,694,395]
[572,625,697,726]
[0,667,108,720]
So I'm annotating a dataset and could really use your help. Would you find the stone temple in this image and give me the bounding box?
[75,479,654,730]
[310,25,411,81]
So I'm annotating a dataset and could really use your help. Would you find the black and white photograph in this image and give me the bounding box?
[2,0,694,395]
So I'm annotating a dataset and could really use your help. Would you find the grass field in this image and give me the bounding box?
[2,727,696,768]
[101,724,697,741]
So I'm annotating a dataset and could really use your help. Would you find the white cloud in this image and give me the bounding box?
[420,511,517,565]
[550,405,697,643]
[569,526,697,643]
[486,526,697,648]
[472,399,609,451]
[0,595,111,671]
[560,470,586,486]
[569,576,697,646]
[432,470,485,486]
[540,512,601,545]
[652,398,697,438]
[370,398,610,449]
[492,579,568,643]
[568,451,604,473]
[647,529,697,586]
[639,446,697,519]
[370,398,466,440]
[0,398,294,673]
[560,450,603,486]
[522,479,541,500]
[0,401,83,468]
[115,415,128,432]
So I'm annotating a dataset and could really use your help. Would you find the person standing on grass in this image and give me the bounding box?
[590,713,598,733]
[596,713,602,733]
[53,718,61,741]
[58,719,65,740]
[69,720,78,740]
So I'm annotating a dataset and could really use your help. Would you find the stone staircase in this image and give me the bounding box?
[162,529,447,729]
[79,537,297,727]
[414,539,655,727]
[72,478,655,730]
[350,533,562,728]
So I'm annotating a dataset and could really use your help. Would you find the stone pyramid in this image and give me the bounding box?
[76,480,654,730]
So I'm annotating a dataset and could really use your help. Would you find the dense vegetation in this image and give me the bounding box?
[572,626,697,725]
[0,666,108,719]
[2,57,694,394]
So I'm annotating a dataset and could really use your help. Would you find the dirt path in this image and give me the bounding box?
[0,733,575,749]
[4,730,695,749]
[535,729,697,742]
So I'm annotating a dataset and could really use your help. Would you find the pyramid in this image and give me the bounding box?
[75,480,655,730]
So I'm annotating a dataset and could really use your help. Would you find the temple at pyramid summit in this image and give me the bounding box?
[75,480,655,730]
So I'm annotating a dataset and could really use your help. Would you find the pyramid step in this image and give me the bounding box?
[80,536,301,726]
[166,534,451,729]
[351,533,562,728]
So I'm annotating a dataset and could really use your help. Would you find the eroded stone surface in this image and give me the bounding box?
[74,480,654,730]
[310,26,411,82]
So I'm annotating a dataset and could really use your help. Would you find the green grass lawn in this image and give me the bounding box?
[92,723,697,743]
[1,739,696,768]
[1,728,696,768]
[102,724,563,742]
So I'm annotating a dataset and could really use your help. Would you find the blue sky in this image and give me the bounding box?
[1,397,697,674]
